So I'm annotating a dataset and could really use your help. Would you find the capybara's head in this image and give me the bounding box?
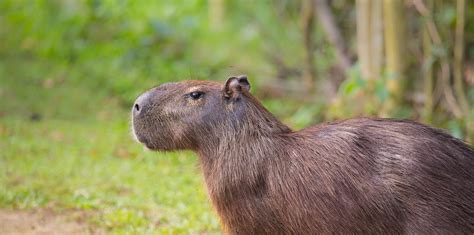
[132,75,284,151]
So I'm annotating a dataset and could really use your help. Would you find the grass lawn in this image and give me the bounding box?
[0,61,221,234]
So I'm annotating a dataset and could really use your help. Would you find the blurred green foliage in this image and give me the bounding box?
[1,0,340,129]
[1,0,311,107]
[1,1,472,128]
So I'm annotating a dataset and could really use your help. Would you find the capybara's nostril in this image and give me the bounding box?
[133,91,153,116]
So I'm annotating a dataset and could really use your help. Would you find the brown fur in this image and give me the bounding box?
[132,76,474,234]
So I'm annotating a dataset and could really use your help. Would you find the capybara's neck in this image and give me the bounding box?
[197,132,288,230]
[196,96,291,197]
[227,94,292,136]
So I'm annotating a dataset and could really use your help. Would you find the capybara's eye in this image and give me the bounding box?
[188,91,204,100]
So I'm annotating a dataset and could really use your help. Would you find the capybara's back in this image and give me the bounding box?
[282,118,474,233]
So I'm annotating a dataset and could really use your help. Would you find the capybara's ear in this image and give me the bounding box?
[224,75,251,99]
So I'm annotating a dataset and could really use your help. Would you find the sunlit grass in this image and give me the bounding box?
[0,115,220,233]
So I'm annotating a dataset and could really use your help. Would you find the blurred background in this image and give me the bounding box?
[0,0,472,234]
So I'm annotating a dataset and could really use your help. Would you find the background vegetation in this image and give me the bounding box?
[1,0,472,234]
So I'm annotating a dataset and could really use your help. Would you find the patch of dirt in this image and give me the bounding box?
[0,208,102,235]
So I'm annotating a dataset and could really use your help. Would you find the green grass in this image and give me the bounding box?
[0,61,221,234]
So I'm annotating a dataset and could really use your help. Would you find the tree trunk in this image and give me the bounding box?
[301,0,317,90]
[371,0,383,82]
[383,0,406,113]
[209,0,224,31]
[356,0,372,80]
[422,9,434,123]
[454,0,469,113]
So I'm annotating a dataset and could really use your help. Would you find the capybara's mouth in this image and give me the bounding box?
[131,123,154,149]
[134,132,151,147]
[136,135,158,150]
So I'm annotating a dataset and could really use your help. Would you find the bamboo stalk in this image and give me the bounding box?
[423,14,434,123]
[301,0,317,90]
[383,0,405,113]
[209,0,224,31]
[356,0,372,80]
[454,0,469,113]
[371,0,383,81]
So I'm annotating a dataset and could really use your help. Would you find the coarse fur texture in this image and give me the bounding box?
[132,76,474,234]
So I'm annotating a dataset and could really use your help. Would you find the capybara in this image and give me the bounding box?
[132,75,474,234]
